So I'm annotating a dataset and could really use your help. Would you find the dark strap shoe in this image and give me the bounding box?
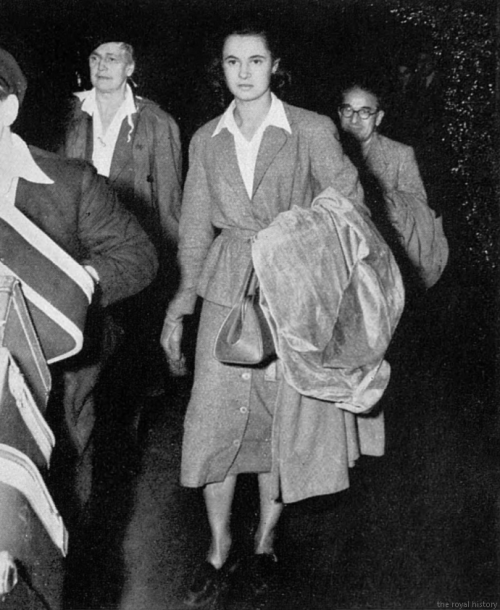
[183,560,232,608]
[247,553,279,606]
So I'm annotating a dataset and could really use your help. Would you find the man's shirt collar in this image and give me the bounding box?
[212,93,291,138]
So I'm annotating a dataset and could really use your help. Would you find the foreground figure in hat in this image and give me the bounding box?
[0,47,158,524]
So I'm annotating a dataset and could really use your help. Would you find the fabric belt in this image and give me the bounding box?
[220,228,257,241]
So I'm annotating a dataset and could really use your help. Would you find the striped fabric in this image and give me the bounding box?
[0,205,94,364]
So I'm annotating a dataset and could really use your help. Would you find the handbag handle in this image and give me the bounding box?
[233,260,258,304]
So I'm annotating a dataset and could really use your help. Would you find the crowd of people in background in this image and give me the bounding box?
[386,49,444,145]
[0,19,457,610]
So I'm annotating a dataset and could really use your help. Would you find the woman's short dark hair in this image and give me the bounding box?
[207,21,291,108]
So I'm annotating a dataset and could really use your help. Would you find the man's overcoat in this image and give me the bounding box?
[19,147,157,307]
[364,133,448,288]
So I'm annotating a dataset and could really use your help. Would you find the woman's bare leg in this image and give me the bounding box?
[255,472,283,555]
[203,475,237,568]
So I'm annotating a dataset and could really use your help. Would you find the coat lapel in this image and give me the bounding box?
[367,134,390,177]
[212,129,250,202]
[211,118,289,201]
[108,118,136,184]
[67,112,93,162]
[252,126,288,198]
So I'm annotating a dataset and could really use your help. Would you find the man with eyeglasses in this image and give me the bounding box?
[338,83,448,291]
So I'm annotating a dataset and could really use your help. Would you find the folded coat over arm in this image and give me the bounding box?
[252,186,405,414]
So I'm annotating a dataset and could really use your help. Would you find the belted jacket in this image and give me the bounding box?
[168,102,365,321]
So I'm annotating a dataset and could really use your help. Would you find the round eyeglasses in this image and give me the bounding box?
[339,105,379,120]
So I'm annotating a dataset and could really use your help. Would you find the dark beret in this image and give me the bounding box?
[84,29,136,57]
[0,47,27,106]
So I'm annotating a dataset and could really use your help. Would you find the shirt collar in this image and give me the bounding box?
[0,134,53,184]
[75,84,137,118]
[212,93,291,137]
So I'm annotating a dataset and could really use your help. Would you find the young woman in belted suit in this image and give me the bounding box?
[161,23,369,608]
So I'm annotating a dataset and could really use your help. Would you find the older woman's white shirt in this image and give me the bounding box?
[75,84,137,178]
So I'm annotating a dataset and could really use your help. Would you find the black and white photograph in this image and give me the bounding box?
[0,0,497,609]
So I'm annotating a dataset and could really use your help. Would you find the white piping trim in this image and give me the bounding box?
[0,206,94,363]
[3,279,51,396]
[20,284,84,364]
[0,444,68,555]
[0,206,94,301]
[0,267,84,363]
[4,350,55,465]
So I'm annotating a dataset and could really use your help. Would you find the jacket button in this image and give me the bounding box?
[240,407,248,414]
[241,372,250,380]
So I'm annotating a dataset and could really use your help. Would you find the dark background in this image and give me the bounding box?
[0,3,498,608]
[4,0,421,147]
[0,0,495,278]
[0,0,494,152]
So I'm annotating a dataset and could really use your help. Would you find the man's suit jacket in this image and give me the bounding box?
[364,133,448,288]
[169,102,365,318]
[18,147,158,308]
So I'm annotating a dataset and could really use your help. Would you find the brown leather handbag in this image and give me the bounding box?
[214,261,275,366]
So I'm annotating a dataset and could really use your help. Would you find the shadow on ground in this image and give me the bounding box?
[63,280,499,610]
